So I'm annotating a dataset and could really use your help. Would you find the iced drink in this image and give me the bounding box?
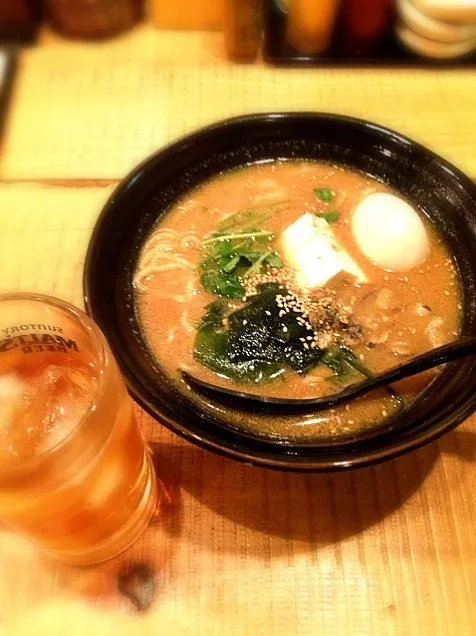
[0,293,157,565]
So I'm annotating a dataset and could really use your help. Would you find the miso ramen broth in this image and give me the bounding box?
[135,161,462,440]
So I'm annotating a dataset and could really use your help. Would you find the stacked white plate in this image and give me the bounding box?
[397,0,476,58]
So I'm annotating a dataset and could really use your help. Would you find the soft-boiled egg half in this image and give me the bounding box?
[352,192,430,271]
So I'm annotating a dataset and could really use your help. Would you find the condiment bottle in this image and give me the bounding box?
[339,0,394,56]
[286,0,340,54]
[0,1,41,44]
[43,0,143,40]
[224,0,263,62]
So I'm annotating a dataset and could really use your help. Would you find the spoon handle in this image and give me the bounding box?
[181,336,476,412]
[324,335,476,407]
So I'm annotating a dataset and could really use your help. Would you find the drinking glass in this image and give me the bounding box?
[0,293,157,565]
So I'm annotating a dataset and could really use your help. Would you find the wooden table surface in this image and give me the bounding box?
[1,25,476,636]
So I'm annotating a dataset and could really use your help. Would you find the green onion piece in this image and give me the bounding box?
[316,210,339,223]
[314,188,335,203]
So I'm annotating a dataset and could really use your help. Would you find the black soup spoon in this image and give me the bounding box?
[181,336,476,414]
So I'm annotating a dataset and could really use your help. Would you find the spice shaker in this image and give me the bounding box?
[286,0,340,55]
[43,0,143,40]
[224,0,263,62]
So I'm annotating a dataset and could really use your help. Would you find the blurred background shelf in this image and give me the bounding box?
[264,0,476,66]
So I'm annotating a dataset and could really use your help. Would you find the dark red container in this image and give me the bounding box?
[0,1,41,44]
[339,0,395,56]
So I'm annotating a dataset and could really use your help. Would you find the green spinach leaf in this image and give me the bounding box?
[222,255,241,273]
[321,346,363,384]
[200,264,244,299]
[199,229,283,298]
[321,346,405,410]
[265,252,284,268]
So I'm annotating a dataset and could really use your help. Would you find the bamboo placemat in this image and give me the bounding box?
[1,28,476,180]
[0,29,476,635]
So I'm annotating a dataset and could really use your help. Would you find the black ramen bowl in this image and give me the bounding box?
[84,113,476,471]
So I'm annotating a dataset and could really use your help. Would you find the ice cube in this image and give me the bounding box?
[0,377,26,431]
[0,374,29,458]
[0,365,98,459]
[0,373,26,400]
[43,365,96,401]
[36,365,97,453]
[4,370,58,459]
